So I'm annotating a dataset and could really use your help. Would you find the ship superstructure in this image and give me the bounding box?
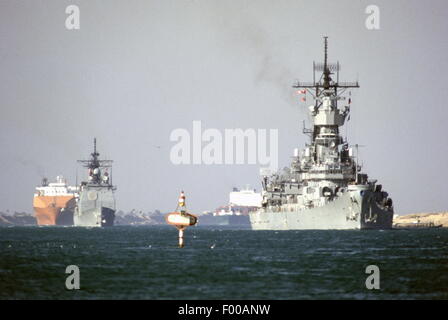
[74,138,116,227]
[200,187,261,226]
[249,37,394,230]
[33,176,78,226]
[215,187,262,216]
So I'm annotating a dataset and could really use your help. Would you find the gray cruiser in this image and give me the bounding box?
[250,37,394,230]
[74,138,116,227]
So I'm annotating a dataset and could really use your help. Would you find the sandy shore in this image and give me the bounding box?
[394,212,448,227]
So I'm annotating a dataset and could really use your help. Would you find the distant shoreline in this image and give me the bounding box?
[2,211,448,228]
[393,212,448,228]
[0,211,166,226]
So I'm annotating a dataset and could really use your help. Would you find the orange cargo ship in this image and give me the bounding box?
[33,176,78,226]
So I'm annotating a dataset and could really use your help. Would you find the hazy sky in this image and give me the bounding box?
[1,0,447,215]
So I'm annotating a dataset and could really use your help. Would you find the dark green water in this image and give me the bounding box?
[0,226,447,299]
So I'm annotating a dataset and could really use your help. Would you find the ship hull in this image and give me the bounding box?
[74,187,115,227]
[249,190,393,230]
[33,195,75,226]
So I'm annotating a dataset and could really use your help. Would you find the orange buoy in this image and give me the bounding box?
[165,212,198,227]
[165,191,198,247]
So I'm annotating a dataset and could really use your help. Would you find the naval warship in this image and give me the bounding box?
[74,138,116,227]
[249,37,394,230]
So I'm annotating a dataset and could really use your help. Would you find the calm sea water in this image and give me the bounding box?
[0,226,447,300]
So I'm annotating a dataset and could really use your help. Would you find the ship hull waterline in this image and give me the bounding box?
[33,195,76,226]
[249,190,393,230]
[74,187,116,227]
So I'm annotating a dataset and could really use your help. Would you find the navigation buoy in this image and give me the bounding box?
[165,191,198,248]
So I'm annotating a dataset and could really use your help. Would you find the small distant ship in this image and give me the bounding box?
[249,37,394,230]
[393,220,443,229]
[74,138,116,227]
[33,176,78,226]
[199,187,261,227]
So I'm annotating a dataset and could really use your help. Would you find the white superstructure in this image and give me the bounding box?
[34,176,78,197]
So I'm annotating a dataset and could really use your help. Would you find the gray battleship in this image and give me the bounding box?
[249,37,394,230]
[74,138,116,227]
